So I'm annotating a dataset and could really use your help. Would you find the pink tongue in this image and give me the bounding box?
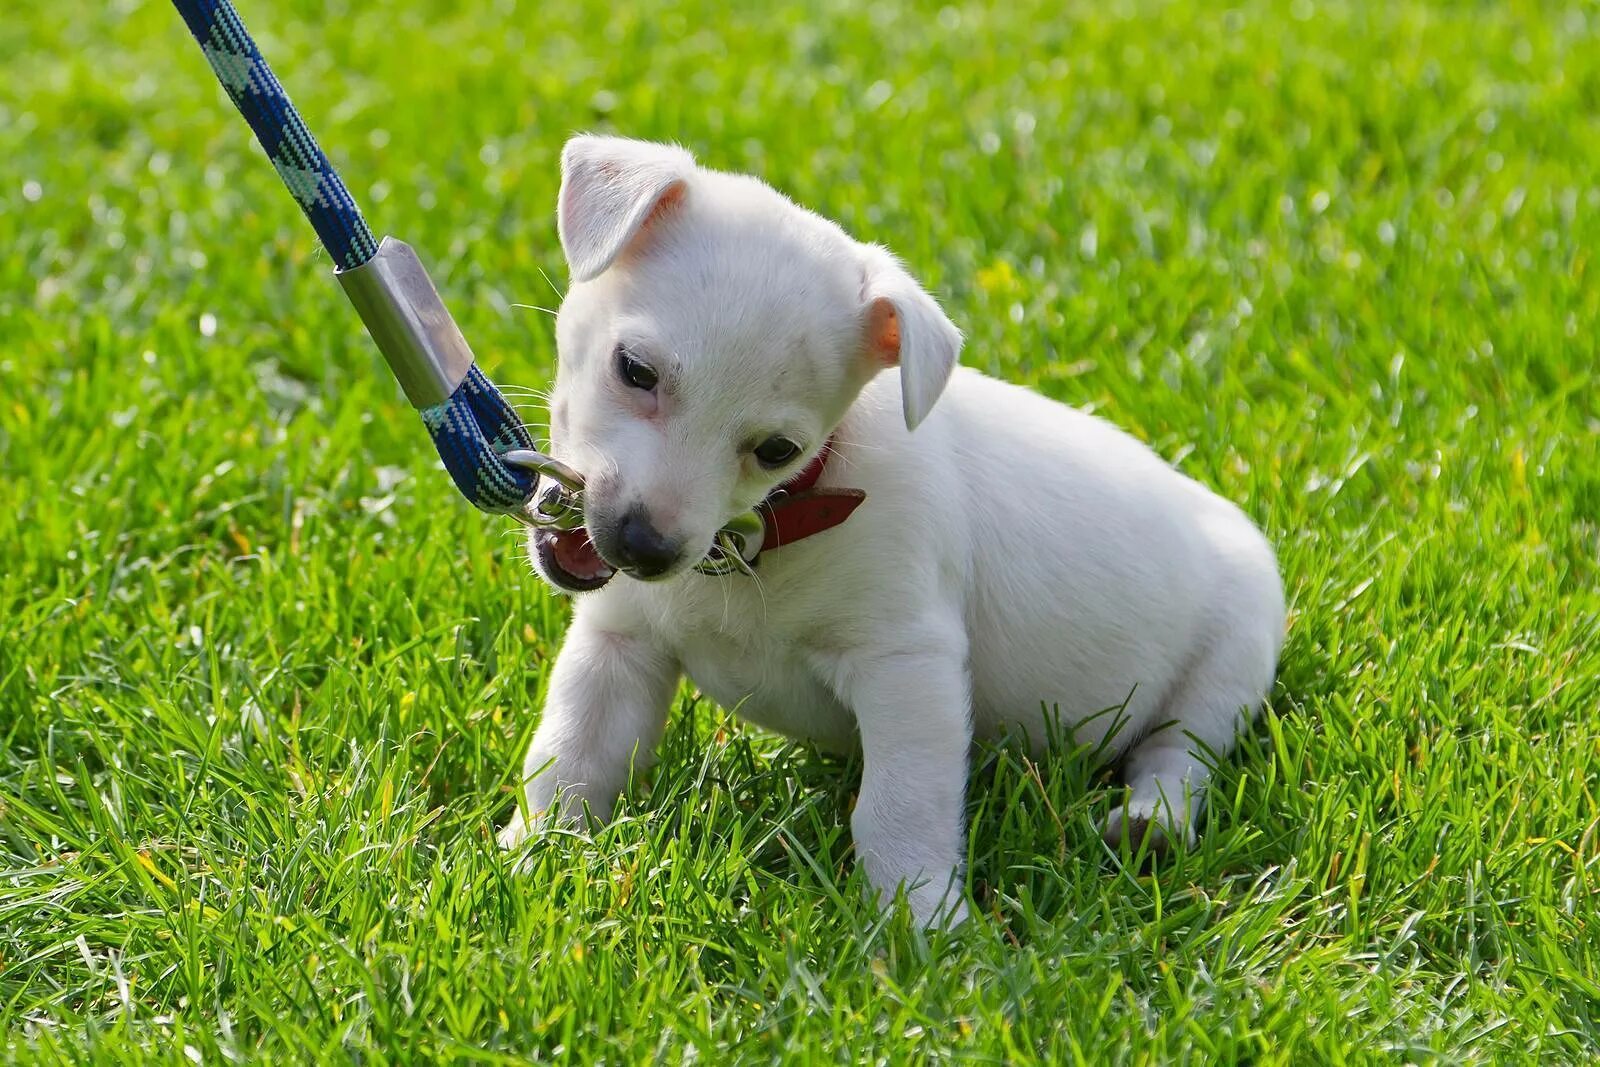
[551,528,611,579]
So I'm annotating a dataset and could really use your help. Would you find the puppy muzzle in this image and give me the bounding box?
[506,450,764,591]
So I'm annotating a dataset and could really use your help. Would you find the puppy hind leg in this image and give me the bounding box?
[1102,733,1214,856]
[1102,625,1277,855]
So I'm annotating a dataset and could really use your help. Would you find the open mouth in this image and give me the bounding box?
[533,526,616,593]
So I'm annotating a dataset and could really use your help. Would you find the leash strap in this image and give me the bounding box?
[169,0,539,513]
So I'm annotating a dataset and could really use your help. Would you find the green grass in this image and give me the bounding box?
[3,0,1599,1060]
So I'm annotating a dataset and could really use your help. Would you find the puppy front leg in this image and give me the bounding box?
[498,616,678,848]
[830,645,973,926]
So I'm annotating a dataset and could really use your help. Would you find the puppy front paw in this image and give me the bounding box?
[497,787,597,852]
[497,800,567,850]
[911,887,970,929]
[496,806,538,850]
[878,871,970,929]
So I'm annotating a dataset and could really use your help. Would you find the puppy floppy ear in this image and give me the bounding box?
[859,245,963,430]
[557,135,696,282]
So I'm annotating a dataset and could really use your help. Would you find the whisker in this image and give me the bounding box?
[738,554,769,623]
[510,302,559,317]
[718,564,734,633]
[535,265,566,300]
[496,386,556,401]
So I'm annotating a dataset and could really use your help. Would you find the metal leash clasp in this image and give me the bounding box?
[503,450,586,530]
[503,450,765,573]
[694,509,765,575]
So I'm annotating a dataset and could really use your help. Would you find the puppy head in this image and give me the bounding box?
[532,135,961,591]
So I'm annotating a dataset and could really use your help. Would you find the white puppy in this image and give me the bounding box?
[499,135,1286,925]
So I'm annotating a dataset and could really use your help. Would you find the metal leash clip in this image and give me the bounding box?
[694,509,765,576]
[503,450,767,574]
[503,450,586,530]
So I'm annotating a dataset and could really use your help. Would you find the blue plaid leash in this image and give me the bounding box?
[169,0,539,514]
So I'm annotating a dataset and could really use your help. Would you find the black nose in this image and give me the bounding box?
[613,507,681,577]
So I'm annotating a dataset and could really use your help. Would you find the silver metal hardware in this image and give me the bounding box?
[530,483,585,531]
[336,236,476,409]
[503,450,587,531]
[503,450,768,574]
[503,450,584,493]
[693,509,766,575]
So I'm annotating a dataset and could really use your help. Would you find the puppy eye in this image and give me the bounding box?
[615,344,658,391]
[753,436,801,469]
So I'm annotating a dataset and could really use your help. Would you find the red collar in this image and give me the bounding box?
[757,438,866,552]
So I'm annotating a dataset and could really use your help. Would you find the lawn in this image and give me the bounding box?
[3,0,1599,1060]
